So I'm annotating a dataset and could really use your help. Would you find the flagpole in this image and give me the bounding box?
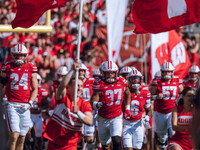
[74,0,84,106]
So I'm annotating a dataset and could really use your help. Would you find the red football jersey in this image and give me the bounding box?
[33,87,48,108]
[152,76,182,114]
[92,76,128,118]
[169,105,193,150]
[43,94,92,146]
[140,84,151,98]
[1,62,37,103]
[183,79,198,91]
[82,77,95,102]
[125,93,151,122]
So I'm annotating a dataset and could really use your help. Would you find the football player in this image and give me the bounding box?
[150,62,183,150]
[119,66,132,80]
[81,64,96,150]
[91,61,131,150]
[0,44,38,150]
[30,74,48,150]
[122,69,151,150]
[183,65,199,90]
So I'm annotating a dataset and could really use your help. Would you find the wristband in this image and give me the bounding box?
[151,95,157,100]
[67,70,74,78]
[28,100,34,106]
[77,111,85,120]
[93,102,98,110]
[125,105,130,110]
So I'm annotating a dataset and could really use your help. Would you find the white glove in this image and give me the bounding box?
[142,115,151,129]
[97,102,103,109]
[93,102,103,110]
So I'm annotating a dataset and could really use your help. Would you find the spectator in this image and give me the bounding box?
[95,2,107,26]
[63,49,74,70]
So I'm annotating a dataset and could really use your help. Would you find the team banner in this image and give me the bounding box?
[95,26,150,69]
[151,30,191,79]
[132,0,200,33]
[106,0,128,61]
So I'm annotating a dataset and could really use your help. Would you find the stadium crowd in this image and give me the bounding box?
[0,0,200,150]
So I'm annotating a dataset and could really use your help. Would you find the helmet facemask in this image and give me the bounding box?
[161,71,173,80]
[128,76,142,92]
[103,71,117,83]
[12,53,28,65]
[189,72,199,82]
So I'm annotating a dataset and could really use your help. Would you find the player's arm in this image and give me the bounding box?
[124,86,131,106]
[56,61,79,100]
[74,106,93,126]
[145,106,152,117]
[149,85,157,95]
[29,73,38,104]
[171,107,188,131]
[179,84,184,94]
[56,70,74,100]
[90,90,101,110]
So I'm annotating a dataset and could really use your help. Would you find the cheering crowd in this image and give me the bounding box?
[0,0,200,150]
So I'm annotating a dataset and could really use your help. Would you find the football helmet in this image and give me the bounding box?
[128,69,143,90]
[37,74,42,87]
[154,71,161,79]
[189,65,199,81]
[130,66,137,71]
[79,63,88,79]
[57,66,68,82]
[92,68,101,78]
[11,44,28,65]
[160,62,174,80]
[119,66,132,79]
[100,61,119,83]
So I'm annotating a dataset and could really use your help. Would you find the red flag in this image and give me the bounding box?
[151,30,191,79]
[132,0,200,34]
[11,0,70,29]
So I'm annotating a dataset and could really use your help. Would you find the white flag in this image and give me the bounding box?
[106,0,128,62]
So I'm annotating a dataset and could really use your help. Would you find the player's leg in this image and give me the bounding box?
[132,122,144,150]
[97,116,112,150]
[16,135,26,150]
[82,123,95,150]
[17,107,31,150]
[8,132,20,150]
[153,112,170,150]
[110,115,123,150]
[122,119,133,150]
[5,103,21,150]
[95,125,102,150]
[33,114,43,150]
